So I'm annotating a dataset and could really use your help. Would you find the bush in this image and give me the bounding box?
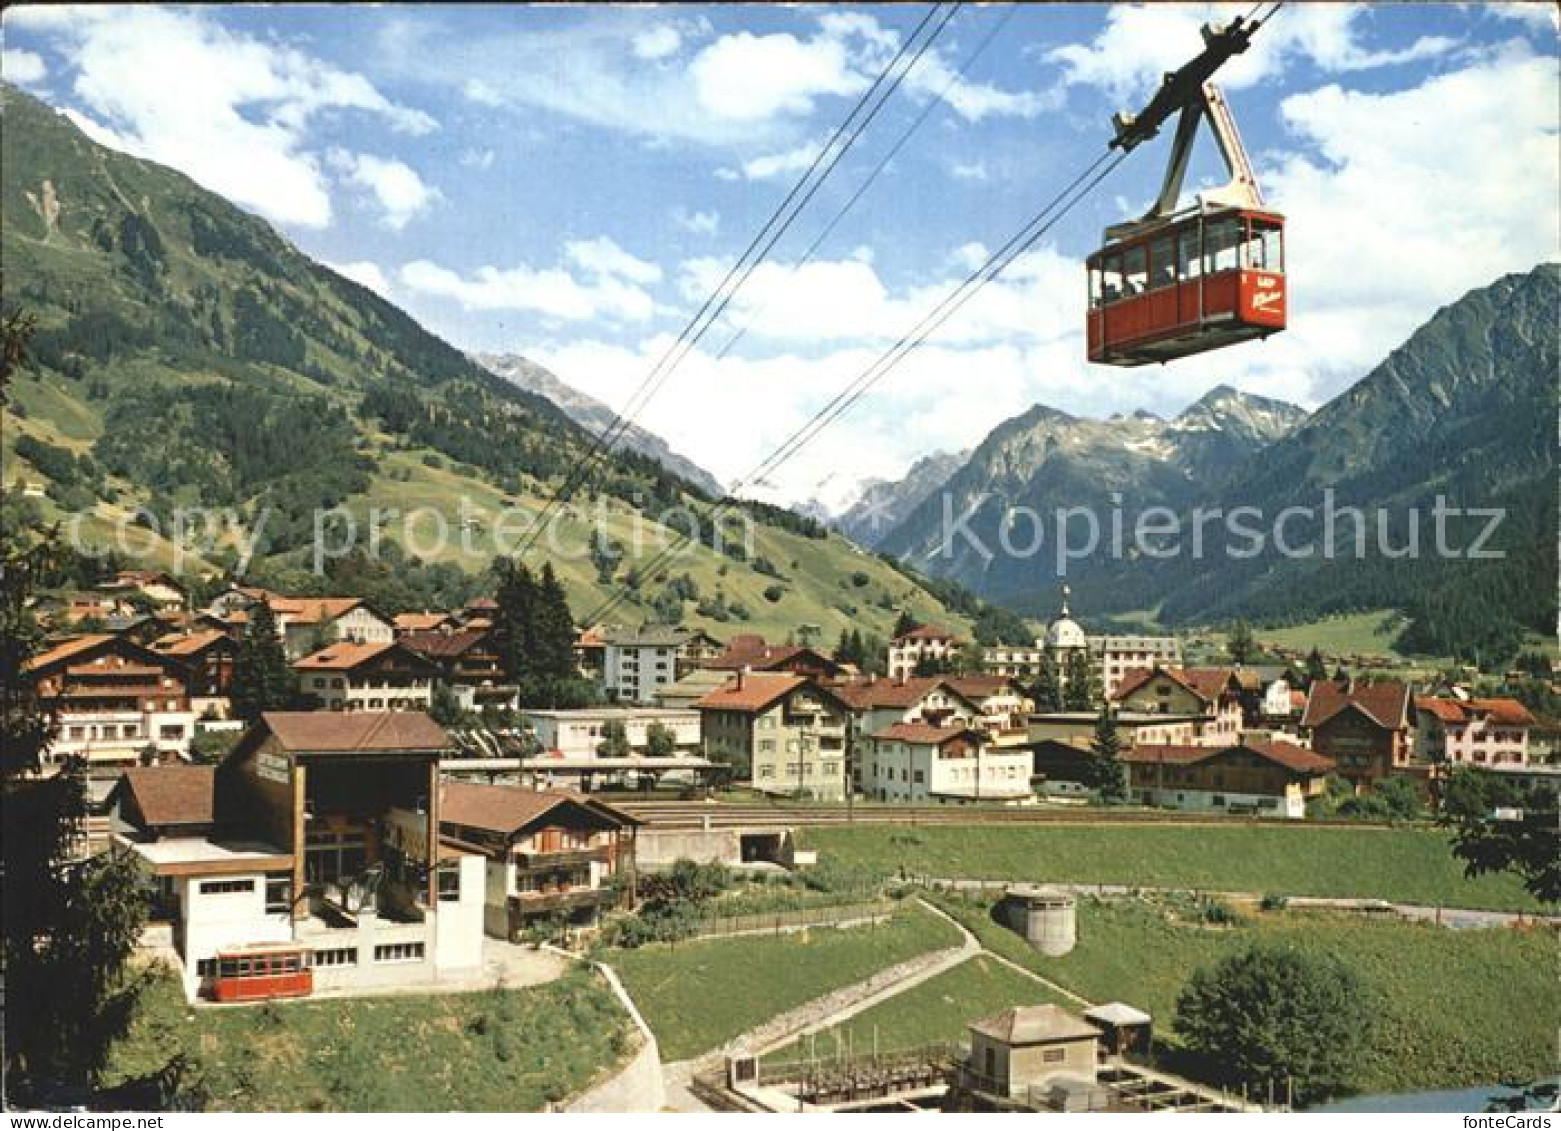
[1260,893,1289,912]
[1174,944,1373,1103]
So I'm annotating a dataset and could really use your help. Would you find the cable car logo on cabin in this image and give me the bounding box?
[1085,16,1287,367]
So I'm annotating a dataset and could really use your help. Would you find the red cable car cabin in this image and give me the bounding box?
[209,943,313,1003]
[1086,205,1285,367]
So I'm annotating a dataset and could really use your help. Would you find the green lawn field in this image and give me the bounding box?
[104,965,632,1112]
[769,953,1071,1064]
[936,893,1558,1097]
[798,823,1544,912]
[606,901,963,1061]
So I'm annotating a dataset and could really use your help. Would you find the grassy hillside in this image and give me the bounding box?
[104,965,632,1112]
[0,83,971,639]
[936,893,1558,1097]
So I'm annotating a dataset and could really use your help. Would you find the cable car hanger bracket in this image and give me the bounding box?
[1105,15,1269,241]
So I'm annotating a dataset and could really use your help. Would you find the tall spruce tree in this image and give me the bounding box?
[2,533,149,1098]
[1227,619,1256,665]
[1062,649,1099,710]
[231,601,294,721]
[534,563,578,687]
[490,556,538,692]
[892,609,918,639]
[1032,654,1065,712]
[1086,705,1129,804]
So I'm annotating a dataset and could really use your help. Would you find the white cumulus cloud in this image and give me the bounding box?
[1,48,47,85]
[330,150,439,230]
[15,6,435,229]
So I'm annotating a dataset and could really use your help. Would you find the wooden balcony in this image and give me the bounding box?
[511,887,609,914]
[512,845,610,870]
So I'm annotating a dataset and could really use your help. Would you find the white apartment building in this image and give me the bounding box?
[861,724,1033,804]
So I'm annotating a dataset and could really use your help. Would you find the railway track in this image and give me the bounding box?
[615,800,1401,831]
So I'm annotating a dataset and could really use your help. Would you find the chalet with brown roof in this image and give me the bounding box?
[400,628,516,712]
[99,569,188,612]
[888,622,963,680]
[944,675,1035,738]
[1125,740,1335,818]
[26,633,195,769]
[294,639,437,713]
[203,586,395,658]
[1111,666,1244,745]
[1301,678,1412,788]
[393,611,458,635]
[703,634,845,680]
[1414,696,1536,768]
[697,672,850,800]
[860,722,1033,805]
[832,675,983,741]
[150,629,239,718]
[440,782,639,937]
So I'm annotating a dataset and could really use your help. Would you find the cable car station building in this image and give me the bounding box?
[113,712,488,1001]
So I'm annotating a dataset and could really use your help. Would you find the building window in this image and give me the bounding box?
[1043,1048,1067,1064]
[437,862,461,902]
[313,947,357,968]
[264,876,292,914]
[374,942,425,963]
[198,879,256,895]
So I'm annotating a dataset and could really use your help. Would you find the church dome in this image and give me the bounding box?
[1043,585,1088,651]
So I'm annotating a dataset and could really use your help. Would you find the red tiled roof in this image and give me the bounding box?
[871,723,984,747]
[695,672,807,712]
[24,634,117,673]
[293,640,433,671]
[149,629,233,656]
[1115,666,1234,706]
[1124,740,1334,774]
[400,629,490,659]
[1303,680,1410,730]
[704,637,841,673]
[832,676,951,710]
[943,675,1023,700]
[1417,696,1535,727]
[259,711,448,754]
[893,623,958,644]
[115,765,216,828]
[274,596,371,625]
[394,612,452,632]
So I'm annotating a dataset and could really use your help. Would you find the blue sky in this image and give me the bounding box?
[3,3,1558,508]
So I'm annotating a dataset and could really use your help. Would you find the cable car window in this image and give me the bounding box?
[1260,224,1283,272]
[1149,237,1175,290]
[1123,245,1147,295]
[1088,265,1103,309]
[1205,220,1240,274]
[1101,255,1123,304]
[1178,229,1202,280]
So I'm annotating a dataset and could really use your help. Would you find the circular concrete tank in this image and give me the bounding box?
[1002,884,1077,956]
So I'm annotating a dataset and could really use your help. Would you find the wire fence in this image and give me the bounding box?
[686,900,897,941]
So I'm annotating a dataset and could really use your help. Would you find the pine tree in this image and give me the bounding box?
[1227,619,1256,665]
[491,556,538,692]
[1032,654,1065,712]
[533,563,579,703]
[3,528,149,1096]
[1304,647,1327,686]
[1063,649,1099,710]
[1086,705,1129,804]
[232,601,294,721]
[834,628,853,665]
[892,609,918,639]
[428,681,464,728]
